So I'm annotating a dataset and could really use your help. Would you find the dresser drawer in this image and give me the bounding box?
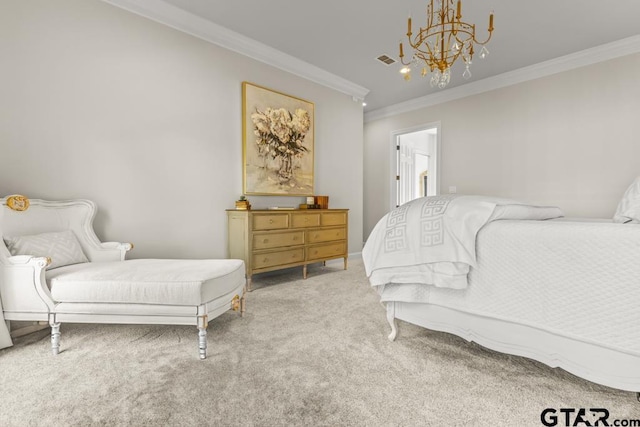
[321,212,347,226]
[307,242,346,261]
[253,248,305,269]
[253,231,304,250]
[292,213,321,228]
[307,227,346,244]
[253,214,290,231]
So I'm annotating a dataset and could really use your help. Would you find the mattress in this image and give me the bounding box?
[377,219,640,354]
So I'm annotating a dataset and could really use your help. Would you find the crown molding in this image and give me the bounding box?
[364,35,640,123]
[100,0,370,101]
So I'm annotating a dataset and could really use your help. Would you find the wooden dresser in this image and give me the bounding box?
[226,209,348,290]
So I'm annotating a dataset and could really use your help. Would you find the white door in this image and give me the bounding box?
[391,124,440,209]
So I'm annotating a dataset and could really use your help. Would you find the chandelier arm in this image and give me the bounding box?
[473,31,494,46]
[440,30,446,66]
[473,13,494,45]
[446,7,456,32]
[427,0,434,29]
[413,31,461,58]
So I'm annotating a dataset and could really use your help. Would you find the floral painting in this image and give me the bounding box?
[242,82,314,195]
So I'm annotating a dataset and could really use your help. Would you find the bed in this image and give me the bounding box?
[363,193,640,393]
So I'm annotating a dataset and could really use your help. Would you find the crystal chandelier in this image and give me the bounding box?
[399,0,494,88]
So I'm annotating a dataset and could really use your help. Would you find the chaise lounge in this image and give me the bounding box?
[0,195,246,359]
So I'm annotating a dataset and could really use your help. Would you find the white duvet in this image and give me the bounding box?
[378,218,640,354]
[363,195,563,290]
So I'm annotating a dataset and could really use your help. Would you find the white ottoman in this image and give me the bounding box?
[46,259,246,359]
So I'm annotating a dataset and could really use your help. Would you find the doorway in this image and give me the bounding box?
[390,123,440,209]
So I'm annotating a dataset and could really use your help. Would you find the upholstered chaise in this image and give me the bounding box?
[0,195,246,359]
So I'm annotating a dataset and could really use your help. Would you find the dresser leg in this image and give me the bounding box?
[303,264,308,279]
[246,276,252,292]
[240,290,246,317]
[344,256,348,270]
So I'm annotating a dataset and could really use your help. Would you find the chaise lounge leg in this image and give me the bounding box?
[198,327,207,360]
[387,302,397,342]
[50,322,61,355]
[197,314,208,360]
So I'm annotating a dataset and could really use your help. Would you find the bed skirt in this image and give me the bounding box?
[389,301,640,392]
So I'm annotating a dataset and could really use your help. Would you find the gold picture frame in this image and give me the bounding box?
[242,82,314,196]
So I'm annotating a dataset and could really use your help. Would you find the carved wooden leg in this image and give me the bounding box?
[386,303,397,342]
[198,327,207,360]
[197,315,208,360]
[50,322,61,355]
[344,256,348,270]
[303,264,308,279]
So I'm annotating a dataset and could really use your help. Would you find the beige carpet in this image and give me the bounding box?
[1,259,639,426]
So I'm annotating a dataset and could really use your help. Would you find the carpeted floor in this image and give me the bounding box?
[1,259,639,426]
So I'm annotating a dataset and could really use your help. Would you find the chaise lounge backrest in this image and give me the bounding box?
[0,195,130,265]
[0,195,131,317]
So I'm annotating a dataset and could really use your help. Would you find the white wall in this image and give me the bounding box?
[364,53,640,237]
[0,0,364,258]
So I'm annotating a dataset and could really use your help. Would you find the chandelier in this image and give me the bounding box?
[399,0,494,88]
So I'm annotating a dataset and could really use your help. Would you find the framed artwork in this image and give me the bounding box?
[242,82,314,196]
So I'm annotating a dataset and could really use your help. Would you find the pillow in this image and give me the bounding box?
[3,230,89,269]
[613,177,640,224]
[489,204,564,221]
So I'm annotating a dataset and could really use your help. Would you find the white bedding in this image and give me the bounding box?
[363,195,563,289]
[378,218,640,354]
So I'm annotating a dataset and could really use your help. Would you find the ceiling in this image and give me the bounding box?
[152,0,640,112]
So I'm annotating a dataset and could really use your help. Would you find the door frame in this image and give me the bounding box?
[390,121,441,210]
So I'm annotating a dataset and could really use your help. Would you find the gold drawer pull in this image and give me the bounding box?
[263,258,269,263]
[292,236,297,240]
[269,219,273,224]
[263,239,269,244]
[336,232,340,236]
[314,234,319,239]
